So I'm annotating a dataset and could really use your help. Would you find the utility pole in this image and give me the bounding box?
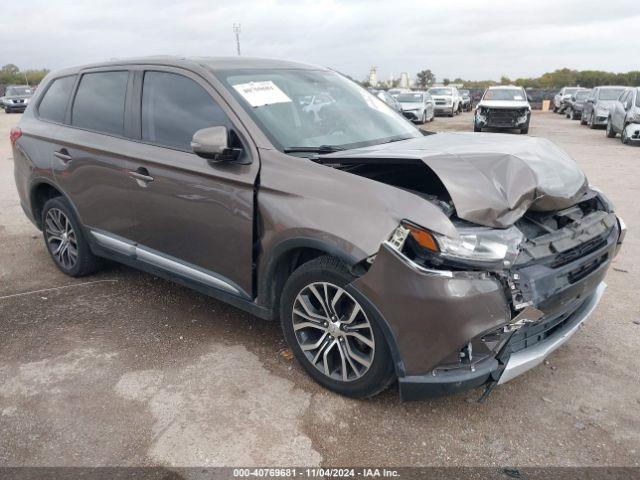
[233,24,241,56]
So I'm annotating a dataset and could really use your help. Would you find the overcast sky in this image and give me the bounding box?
[2,0,638,82]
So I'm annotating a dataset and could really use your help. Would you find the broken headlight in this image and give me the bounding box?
[435,226,523,268]
[389,222,523,270]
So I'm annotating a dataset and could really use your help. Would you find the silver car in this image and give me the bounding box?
[397,91,435,123]
[582,86,627,129]
[606,87,640,145]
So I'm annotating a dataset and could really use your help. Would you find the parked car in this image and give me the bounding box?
[396,91,434,123]
[473,85,531,134]
[606,87,640,145]
[11,57,625,400]
[459,89,472,111]
[387,88,410,99]
[553,87,580,113]
[565,89,592,120]
[427,86,462,116]
[582,86,627,129]
[370,89,403,113]
[2,85,34,113]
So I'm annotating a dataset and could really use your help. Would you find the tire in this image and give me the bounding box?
[520,126,529,134]
[280,255,395,398]
[566,108,572,119]
[606,119,616,138]
[589,113,597,129]
[42,196,103,277]
[580,113,588,126]
[474,124,482,132]
[421,110,426,124]
[621,125,629,144]
[553,106,558,113]
[449,107,454,117]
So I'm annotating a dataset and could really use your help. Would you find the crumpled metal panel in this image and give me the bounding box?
[323,132,588,228]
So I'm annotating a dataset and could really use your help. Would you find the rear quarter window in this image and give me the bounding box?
[37,76,77,123]
[72,71,129,136]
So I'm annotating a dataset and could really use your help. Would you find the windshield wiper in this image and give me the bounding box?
[283,145,345,154]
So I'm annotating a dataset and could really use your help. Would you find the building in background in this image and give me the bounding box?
[368,66,378,87]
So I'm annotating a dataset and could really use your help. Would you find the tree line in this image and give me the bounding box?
[1,64,49,86]
[430,68,640,90]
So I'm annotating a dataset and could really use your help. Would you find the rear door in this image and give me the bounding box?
[51,69,134,237]
[121,67,259,297]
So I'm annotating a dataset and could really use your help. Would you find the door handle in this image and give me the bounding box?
[54,149,72,163]
[129,167,154,186]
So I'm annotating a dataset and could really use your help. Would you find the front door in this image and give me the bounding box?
[122,68,259,298]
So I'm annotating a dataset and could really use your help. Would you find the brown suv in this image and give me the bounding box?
[11,57,625,400]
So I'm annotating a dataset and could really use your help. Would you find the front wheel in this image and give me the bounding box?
[606,119,616,138]
[474,124,482,132]
[589,113,598,129]
[280,256,395,398]
[621,126,630,144]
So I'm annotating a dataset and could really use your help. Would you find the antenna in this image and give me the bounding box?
[233,24,241,56]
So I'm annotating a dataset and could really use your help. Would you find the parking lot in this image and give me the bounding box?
[0,110,638,467]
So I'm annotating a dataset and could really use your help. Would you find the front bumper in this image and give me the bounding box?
[434,105,453,113]
[624,123,640,143]
[352,216,620,401]
[593,113,609,126]
[402,110,422,121]
[475,109,529,129]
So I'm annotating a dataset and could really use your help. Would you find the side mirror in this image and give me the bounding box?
[191,126,244,164]
[527,95,533,102]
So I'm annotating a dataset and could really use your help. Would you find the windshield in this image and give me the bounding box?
[598,88,625,101]
[460,90,470,96]
[428,88,452,96]
[564,88,579,95]
[483,89,525,101]
[217,69,420,152]
[397,93,423,103]
[6,86,32,96]
[575,90,591,100]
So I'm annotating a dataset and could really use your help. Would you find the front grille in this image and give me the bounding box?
[435,100,447,105]
[507,300,582,354]
[549,235,608,268]
[486,109,522,126]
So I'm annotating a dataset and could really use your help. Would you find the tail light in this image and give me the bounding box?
[9,127,22,146]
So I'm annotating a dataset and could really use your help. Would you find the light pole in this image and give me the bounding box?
[233,24,241,56]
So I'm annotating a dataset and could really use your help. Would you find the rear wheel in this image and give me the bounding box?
[606,119,616,138]
[42,196,103,277]
[280,256,395,398]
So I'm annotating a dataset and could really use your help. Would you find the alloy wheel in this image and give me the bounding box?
[44,208,79,269]
[292,281,375,382]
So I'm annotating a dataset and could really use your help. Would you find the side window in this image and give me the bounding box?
[72,71,128,136]
[142,71,230,151]
[37,76,76,123]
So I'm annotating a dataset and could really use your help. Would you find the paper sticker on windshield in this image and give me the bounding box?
[233,81,292,107]
[514,95,524,100]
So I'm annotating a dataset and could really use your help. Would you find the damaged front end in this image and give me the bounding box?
[352,189,624,400]
[624,123,640,144]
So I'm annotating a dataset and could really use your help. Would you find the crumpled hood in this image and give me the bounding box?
[477,100,530,109]
[322,132,589,228]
